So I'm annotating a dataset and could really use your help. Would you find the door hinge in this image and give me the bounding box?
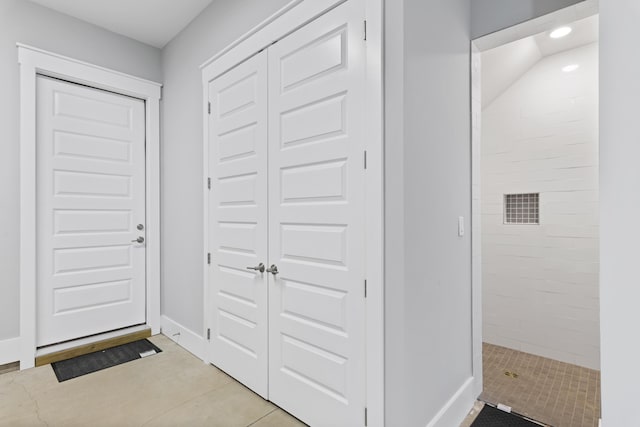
[364,279,367,298]
[364,20,367,41]
[207,252,211,265]
[364,150,367,170]
[208,101,211,115]
[364,407,368,426]
[207,177,211,190]
[207,328,211,340]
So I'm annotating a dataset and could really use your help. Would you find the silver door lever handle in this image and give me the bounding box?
[266,264,279,275]
[246,263,265,273]
[131,236,144,243]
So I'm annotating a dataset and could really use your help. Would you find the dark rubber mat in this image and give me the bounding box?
[472,405,543,427]
[51,339,161,382]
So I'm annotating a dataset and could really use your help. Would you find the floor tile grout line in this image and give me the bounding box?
[138,381,235,427]
[245,408,279,427]
[2,336,305,427]
[132,356,237,427]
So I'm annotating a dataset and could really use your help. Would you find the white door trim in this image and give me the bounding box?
[201,0,384,425]
[18,44,162,369]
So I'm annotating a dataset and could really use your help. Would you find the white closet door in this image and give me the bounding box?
[267,1,366,425]
[36,76,146,346]
[208,52,269,397]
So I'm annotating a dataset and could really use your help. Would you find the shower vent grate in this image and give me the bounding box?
[504,193,539,224]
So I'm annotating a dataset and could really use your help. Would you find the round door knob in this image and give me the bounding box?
[266,264,279,275]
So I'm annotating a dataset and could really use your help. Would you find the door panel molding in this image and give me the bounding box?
[267,3,366,424]
[18,44,161,369]
[202,0,383,425]
[208,51,269,398]
[36,76,147,346]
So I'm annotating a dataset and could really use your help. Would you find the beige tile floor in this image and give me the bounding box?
[2,336,601,427]
[0,334,307,427]
[459,401,485,427]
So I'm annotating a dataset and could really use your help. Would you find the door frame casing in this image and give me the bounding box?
[200,0,384,425]
[18,44,162,369]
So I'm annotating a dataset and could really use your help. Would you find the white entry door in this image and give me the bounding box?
[267,1,366,425]
[207,52,269,397]
[36,76,147,347]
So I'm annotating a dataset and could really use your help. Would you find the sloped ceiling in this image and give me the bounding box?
[26,0,214,48]
[482,14,598,109]
[481,37,542,108]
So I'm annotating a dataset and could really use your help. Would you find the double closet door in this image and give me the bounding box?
[207,2,366,426]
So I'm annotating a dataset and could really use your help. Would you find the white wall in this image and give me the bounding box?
[385,0,474,425]
[471,42,483,398]
[160,0,290,335]
[0,0,161,343]
[599,1,640,425]
[471,0,585,39]
[481,43,599,369]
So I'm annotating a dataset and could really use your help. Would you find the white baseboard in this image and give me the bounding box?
[472,363,483,398]
[0,337,20,365]
[425,377,476,427]
[160,315,205,360]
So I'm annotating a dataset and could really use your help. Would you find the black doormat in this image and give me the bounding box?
[472,405,543,427]
[51,339,161,382]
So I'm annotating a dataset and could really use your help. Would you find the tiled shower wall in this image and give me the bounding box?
[481,43,599,369]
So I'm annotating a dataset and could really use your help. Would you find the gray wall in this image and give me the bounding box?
[471,0,584,39]
[160,0,290,334]
[599,1,640,425]
[384,0,473,424]
[0,0,161,341]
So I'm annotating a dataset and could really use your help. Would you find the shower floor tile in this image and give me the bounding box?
[480,343,601,427]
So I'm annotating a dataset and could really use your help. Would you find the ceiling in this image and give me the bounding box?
[27,0,214,48]
[533,15,599,57]
[482,14,599,108]
[481,36,542,108]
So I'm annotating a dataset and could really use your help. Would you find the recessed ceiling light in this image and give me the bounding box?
[550,26,572,39]
[562,64,580,73]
